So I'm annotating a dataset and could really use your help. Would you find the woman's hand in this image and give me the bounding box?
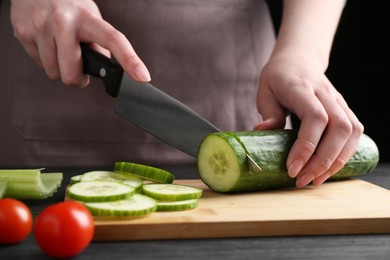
[10,0,150,87]
[255,53,364,188]
[255,0,361,188]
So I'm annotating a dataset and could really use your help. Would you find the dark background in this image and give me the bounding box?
[266,0,390,162]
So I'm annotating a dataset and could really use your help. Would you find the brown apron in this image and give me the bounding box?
[0,0,278,168]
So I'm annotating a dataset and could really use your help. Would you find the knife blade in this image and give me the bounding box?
[80,44,261,172]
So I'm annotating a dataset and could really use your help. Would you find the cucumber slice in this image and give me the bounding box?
[156,199,199,211]
[68,181,135,202]
[70,175,82,185]
[0,181,7,199]
[198,130,380,193]
[85,194,157,217]
[114,162,175,184]
[142,184,202,201]
[80,171,143,191]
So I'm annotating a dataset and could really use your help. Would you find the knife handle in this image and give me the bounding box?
[80,43,123,97]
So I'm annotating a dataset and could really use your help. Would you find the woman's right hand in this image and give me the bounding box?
[10,0,151,87]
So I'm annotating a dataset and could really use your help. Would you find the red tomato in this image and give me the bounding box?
[0,198,33,244]
[34,201,94,258]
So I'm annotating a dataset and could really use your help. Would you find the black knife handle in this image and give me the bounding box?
[80,43,123,97]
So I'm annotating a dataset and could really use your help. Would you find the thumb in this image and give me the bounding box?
[254,100,287,130]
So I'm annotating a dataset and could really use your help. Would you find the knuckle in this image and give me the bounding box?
[318,156,333,173]
[106,30,125,47]
[334,120,353,137]
[50,11,70,31]
[352,120,365,136]
[310,108,329,127]
[13,23,31,42]
[122,54,143,69]
[106,33,142,68]
[50,8,83,35]
[328,157,347,176]
[300,139,317,155]
[333,156,347,169]
[34,16,51,34]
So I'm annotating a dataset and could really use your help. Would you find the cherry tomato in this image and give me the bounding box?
[34,201,94,258]
[0,198,33,244]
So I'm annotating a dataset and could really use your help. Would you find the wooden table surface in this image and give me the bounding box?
[1,163,390,260]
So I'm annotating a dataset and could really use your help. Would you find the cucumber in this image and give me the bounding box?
[84,194,157,217]
[68,181,135,202]
[156,199,199,211]
[142,184,203,201]
[70,175,82,185]
[80,171,143,191]
[114,162,175,184]
[197,129,380,193]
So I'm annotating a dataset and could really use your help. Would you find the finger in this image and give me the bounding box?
[254,117,285,131]
[312,95,364,186]
[312,127,362,187]
[36,36,61,80]
[19,41,43,68]
[79,16,151,82]
[55,26,89,87]
[334,92,365,163]
[312,171,330,186]
[311,125,361,187]
[285,91,328,179]
[295,92,353,188]
[255,84,287,130]
[89,42,111,58]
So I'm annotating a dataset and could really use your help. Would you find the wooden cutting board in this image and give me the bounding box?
[81,179,390,241]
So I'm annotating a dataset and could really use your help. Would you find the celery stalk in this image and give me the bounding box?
[0,169,63,199]
[0,182,7,199]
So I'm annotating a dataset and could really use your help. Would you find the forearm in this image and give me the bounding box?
[271,0,346,70]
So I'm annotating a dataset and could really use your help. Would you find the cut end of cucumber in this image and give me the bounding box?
[197,134,245,193]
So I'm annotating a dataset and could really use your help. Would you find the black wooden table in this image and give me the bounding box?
[1,163,390,260]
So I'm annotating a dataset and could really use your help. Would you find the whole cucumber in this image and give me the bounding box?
[197,129,379,193]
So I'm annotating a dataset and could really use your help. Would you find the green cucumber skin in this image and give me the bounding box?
[156,199,199,211]
[114,162,175,184]
[198,129,379,193]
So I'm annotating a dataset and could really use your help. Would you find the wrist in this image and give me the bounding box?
[269,39,329,73]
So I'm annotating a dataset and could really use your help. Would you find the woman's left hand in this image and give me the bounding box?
[255,53,364,188]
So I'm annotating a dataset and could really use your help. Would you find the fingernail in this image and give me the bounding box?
[288,160,303,178]
[134,66,151,82]
[296,173,314,188]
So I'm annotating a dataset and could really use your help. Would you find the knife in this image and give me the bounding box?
[80,44,261,172]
